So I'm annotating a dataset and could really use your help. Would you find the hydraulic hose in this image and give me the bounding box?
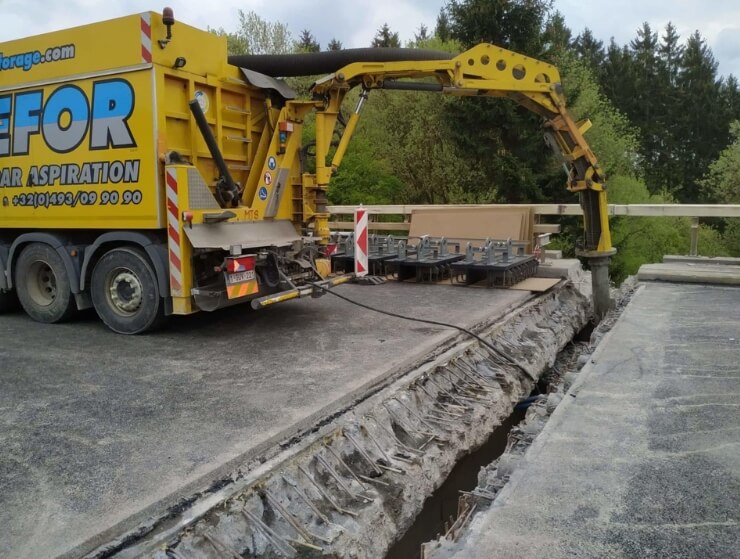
[188,99,240,206]
[228,48,453,78]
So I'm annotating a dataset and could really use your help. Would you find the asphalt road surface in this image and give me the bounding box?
[0,282,530,558]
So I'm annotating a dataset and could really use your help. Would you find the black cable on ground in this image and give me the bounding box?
[310,282,536,382]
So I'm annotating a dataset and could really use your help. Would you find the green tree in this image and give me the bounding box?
[295,29,320,52]
[675,31,726,202]
[651,22,685,192]
[372,24,401,48]
[596,23,735,203]
[542,10,572,59]
[573,28,604,76]
[447,0,550,53]
[435,8,451,41]
[628,23,662,190]
[414,24,430,45]
[443,0,557,203]
[327,137,404,205]
[215,10,292,55]
[721,75,740,124]
[557,52,640,178]
[329,37,482,205]
[209,27,248,56]
[700,121,740,255]
[700,121,740,204]
[601,39,634,112]
[366,90,490,203]
[604,176,729,281]
[327,38,343,51]
[658,22,683,87]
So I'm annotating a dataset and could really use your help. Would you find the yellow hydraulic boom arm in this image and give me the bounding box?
[309,43,614,256]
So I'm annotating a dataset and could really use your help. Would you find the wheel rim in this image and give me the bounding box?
[106,267,143,316]
[26,260,57,307]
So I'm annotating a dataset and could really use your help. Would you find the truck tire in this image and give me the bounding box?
[15,242,77,323]
[91,247,165,334]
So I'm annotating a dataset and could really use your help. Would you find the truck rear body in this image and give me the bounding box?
[0,12,337,332]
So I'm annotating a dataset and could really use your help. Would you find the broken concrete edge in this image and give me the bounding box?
[637,263,740,285]
[143,285,589,559]
[420,278,641,559]
[84,282,588,559]
[71,288,540,559]
[663,255,740,266]
[66,292,543,559]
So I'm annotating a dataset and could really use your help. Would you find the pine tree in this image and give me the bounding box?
[295,29,320,53]
[542,11,572,59]
[597,22,737,202]
[435,8,451,42]
[414,24,430,44]
[653,22,685,191]
[447,0,550,53]
[444,0,557,203]
[721,75,740,122]
[601,39,634,113]
[659,23,683,87]
[676,31,725,201]
[573,28,605,76]
[372,24,400,48]
[628,23,662,190]
[327,38,343,51]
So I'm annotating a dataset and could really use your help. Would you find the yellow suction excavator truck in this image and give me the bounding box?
[0,9,613,333]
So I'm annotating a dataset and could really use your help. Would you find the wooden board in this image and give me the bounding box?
[409,207,534,250]
[509,277,561,292]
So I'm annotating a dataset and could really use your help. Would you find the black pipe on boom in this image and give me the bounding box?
[228,48,453,78]
[188,99,241,206]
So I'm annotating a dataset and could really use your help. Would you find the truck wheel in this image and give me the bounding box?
[91,247,165,334]
[15,242,77,323]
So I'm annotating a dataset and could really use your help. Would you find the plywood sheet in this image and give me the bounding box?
[409,207,534,250]
[509,277,561,292]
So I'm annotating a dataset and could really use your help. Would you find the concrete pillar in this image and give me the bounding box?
[589,256,612,321]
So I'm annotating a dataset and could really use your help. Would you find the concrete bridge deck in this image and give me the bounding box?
[0,282,534,559]
[443,279,740,558]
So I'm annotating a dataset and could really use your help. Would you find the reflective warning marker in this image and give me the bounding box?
[354,207,368,277]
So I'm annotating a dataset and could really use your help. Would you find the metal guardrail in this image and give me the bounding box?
[328,204,740,257]
[328,203,740,218]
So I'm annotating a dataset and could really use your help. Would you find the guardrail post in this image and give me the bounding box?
[689,218,700,257]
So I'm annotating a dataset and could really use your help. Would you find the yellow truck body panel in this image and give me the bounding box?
[0,12,291,230]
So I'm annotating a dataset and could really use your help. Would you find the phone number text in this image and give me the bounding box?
[11,190,143,209]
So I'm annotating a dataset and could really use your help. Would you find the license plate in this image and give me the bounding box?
[226,270,255,284]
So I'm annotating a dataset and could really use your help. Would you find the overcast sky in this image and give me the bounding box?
[2,0,739,77]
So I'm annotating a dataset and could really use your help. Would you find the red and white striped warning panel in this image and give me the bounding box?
[166,168,183,296]
[140,13,152,64]
[354,207,368,277]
